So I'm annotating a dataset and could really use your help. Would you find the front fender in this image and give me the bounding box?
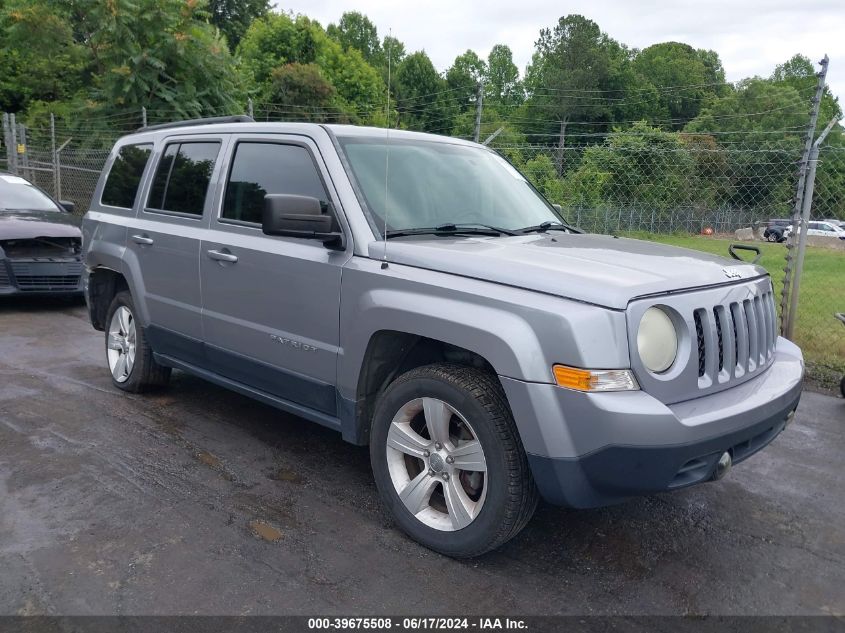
[338,257,630,398]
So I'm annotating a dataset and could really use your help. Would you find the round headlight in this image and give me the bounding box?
[637,307,678,373]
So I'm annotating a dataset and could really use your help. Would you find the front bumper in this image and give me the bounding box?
[501,337,804,508]
[0,257,84,296]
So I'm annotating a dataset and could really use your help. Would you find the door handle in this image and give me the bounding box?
[131,234,154,246]
[207,249,238,263]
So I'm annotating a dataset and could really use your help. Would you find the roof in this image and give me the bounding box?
[118,119,478,148]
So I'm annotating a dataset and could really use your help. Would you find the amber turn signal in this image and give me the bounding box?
[552,365,639,392]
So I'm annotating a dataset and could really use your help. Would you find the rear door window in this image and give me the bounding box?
[146,141,221,216]
[101,144,153,209]
[221,142,328,224]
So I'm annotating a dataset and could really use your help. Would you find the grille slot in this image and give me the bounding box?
[0,263,9,287]
[694,310,705,377]
[694,289,776,388]
[713,307,724,372]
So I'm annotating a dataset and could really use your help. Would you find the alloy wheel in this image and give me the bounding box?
[107,306,136,383]
[385,397,487,531]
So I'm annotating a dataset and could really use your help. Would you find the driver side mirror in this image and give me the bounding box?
[262,194,344,249]
[60,200,76,214]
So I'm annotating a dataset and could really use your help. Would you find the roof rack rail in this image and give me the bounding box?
[136,115,254,133]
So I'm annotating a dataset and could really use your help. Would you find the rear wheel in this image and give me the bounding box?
[105,291,170,392]
[370,363,537,557]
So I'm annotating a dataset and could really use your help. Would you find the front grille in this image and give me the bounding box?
[694,289,777,383]
[9,260,82,291]
[14,275,80,290]
[630,276,777,405]
[0,262,9,287]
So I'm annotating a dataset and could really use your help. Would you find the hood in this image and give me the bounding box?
[0,210,82,241]
[369,233,767,310]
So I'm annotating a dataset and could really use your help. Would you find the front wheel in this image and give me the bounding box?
[370,363,538,557]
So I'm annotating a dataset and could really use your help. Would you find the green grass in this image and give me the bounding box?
[623,232,845,385]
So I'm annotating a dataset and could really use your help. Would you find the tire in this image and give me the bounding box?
[105,290,171,393]
[840,375,845,399]
[370,363,538,558]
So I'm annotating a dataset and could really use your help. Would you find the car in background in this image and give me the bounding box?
[784,220,845,241]
[822,218,845,230]
[806,220,845,239]
[0,173,83,296]
[763,218,792,242]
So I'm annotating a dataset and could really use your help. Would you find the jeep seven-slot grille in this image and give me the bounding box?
[694,290,777,383]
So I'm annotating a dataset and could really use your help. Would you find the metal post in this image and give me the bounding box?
[55,138,71,202]
[2,113,10,168]
[142,106,147,128]
[784,116,839,341]
[780,55,828,333]
[50,113,58,197]
[9,113,17,174]
[18,123,28,180]
[473,82,484,143]
[248,98,254,119]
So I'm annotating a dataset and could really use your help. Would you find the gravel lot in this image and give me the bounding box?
[0,298,843,616]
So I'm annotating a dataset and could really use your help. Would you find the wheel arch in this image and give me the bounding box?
[349,330,500,445]
[86,267,129,331]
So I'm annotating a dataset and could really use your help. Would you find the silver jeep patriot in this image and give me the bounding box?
[82,117,804,557]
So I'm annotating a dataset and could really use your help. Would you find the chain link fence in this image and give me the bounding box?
[2,109,843,386]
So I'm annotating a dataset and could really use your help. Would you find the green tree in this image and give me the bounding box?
[633,42,726,127]
[266,63,338,121]
[238,13,321,88]
[206,0,269,50]
[446,50,486,113]
[484,44,522,106]
[0,0,86,111]
[524,15,617,166]
[238,12,385,123]
[603,43,663,125]
[561,121,696,212]
[326,11,380,63]
[771,54,842,126]
[685,79,806,139]
[373,34,406,96]
[394,51,455,132]
[95,0,242,119]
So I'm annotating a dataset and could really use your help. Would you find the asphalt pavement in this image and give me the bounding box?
[0,298,843,616]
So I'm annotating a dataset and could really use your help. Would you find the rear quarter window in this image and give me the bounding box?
[101,144,153,209]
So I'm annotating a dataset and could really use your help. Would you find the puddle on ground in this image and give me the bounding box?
[249,520,283,542]
[196,451,221,468]
[268,468,304,484]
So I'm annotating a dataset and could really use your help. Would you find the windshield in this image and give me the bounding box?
[0,175,61,212]
[337,137,563,235]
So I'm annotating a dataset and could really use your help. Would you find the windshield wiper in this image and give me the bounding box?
[385,223,519,239]
[516,221,580,235]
